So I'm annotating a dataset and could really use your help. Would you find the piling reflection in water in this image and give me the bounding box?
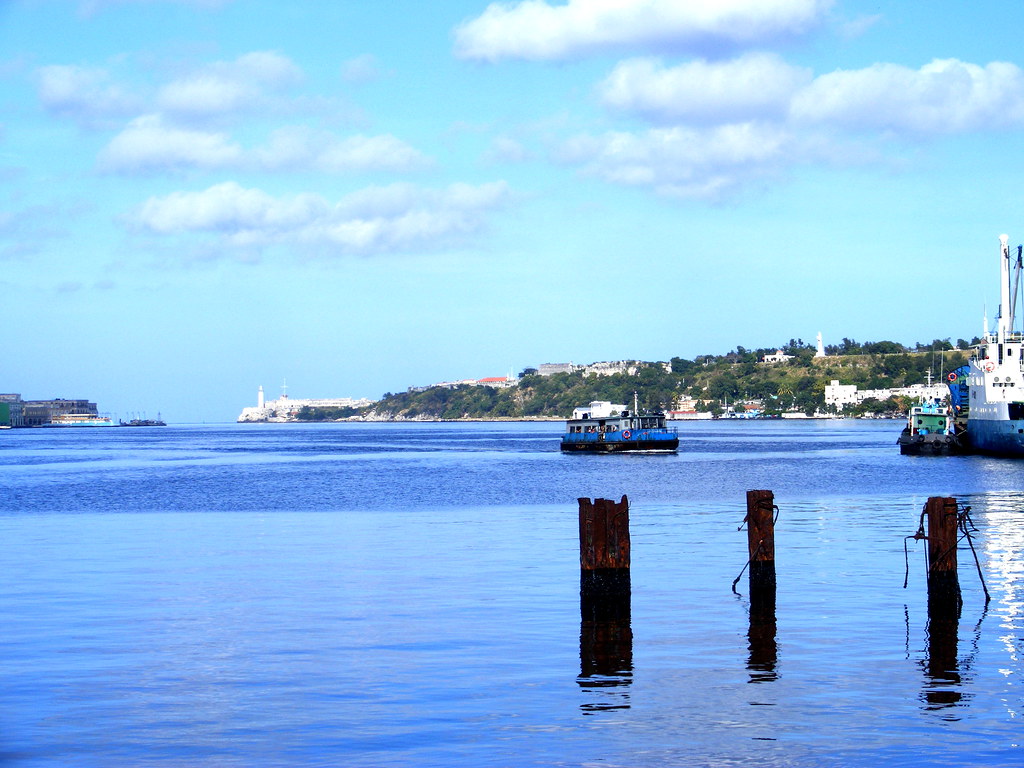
[921,609,964,714]
[577,496,633,713]
[747,582,778,684]
[578,570,633,713]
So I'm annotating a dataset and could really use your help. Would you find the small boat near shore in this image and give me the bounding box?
[897,399,962,455]
[560,397,678,452]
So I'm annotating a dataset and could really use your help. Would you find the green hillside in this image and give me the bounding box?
[296,338,972,421]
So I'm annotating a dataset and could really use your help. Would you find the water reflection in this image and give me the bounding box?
[920,609,963,714]
[578,571,632,713]
[747,582,778,684]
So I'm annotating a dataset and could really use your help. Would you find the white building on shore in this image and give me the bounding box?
[824,379,947,411]
[238,384,374,422]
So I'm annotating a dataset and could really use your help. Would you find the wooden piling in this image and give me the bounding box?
[924,496,962,615]
[578,495,631,599]
[579,495,630,571]
[745,490,776,591]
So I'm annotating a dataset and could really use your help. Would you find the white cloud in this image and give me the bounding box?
[576,54,1024,200]
[791,58,1024,134]
[341,54,385,84]
[134,181,511,255]
[98,114,243,172]
[37,64,139,126]
[560,123,792,199]
[600,53,812,123]
[484,136,533,163]
[454,0,831,62]
[99,119,430,175]
[836,13,882,40]
[256,127,431,173]
[156,51,303,119]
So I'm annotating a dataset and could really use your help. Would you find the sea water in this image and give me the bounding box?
[0,420,1022,767]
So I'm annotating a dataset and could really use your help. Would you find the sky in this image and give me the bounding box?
[4,0,1024,422]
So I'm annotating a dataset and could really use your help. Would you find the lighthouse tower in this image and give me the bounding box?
[257,385,265,409]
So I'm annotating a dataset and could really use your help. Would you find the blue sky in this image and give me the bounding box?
[3,0,1024,422]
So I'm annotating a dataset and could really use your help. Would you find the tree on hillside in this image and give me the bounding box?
[862,340,906,355]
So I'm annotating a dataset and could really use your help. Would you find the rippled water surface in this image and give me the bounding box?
[1,420,1022,766]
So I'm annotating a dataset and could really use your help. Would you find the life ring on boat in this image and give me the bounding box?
[622,430,632,440]
[947,372,957,381]
[984,361,996,372]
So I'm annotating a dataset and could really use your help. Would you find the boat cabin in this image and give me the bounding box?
[566,409,669,434]
[909,402,951,436]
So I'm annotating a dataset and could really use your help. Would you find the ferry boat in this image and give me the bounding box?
[43,413,115,427]
[560,396,678,452]
[960,234,1024,456]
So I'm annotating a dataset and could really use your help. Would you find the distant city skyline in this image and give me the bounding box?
[3,1,1023,422]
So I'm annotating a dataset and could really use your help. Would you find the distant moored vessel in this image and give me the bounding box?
[957,234,1024,456]
[42,413,115,427]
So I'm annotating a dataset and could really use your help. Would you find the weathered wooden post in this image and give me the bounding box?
[578,495,631,599]
[925,496,962,616]
[578,496,632,711]
[745,490,776,617]
[742,490,777,681]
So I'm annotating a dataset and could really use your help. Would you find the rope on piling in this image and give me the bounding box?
[902,501,989,604]
[957,504,990,604]
[731,540,765,593]
[732,502,778,593]
[736,503,779,531]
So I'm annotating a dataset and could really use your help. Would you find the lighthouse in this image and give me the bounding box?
[257,385,265,409]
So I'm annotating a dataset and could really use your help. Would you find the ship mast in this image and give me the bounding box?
[999,234,1011,342]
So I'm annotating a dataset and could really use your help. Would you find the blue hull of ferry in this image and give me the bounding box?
[560,431,679,452]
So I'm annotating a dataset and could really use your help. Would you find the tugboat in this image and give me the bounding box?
[897,399,961,455]
[560,394,678,452]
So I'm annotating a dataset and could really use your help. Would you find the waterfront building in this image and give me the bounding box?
[22,398,101,426]
[0,394,25,427]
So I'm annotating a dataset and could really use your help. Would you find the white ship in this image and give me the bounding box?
[963,234,1024,455]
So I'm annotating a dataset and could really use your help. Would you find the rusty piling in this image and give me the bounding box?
[745,490,777,616]
[924,496,962,616]
[578,495,631,599]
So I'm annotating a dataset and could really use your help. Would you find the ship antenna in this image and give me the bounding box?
[1013,244,1024,334]
[634,390,639,414]
[998,234,1010,343]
